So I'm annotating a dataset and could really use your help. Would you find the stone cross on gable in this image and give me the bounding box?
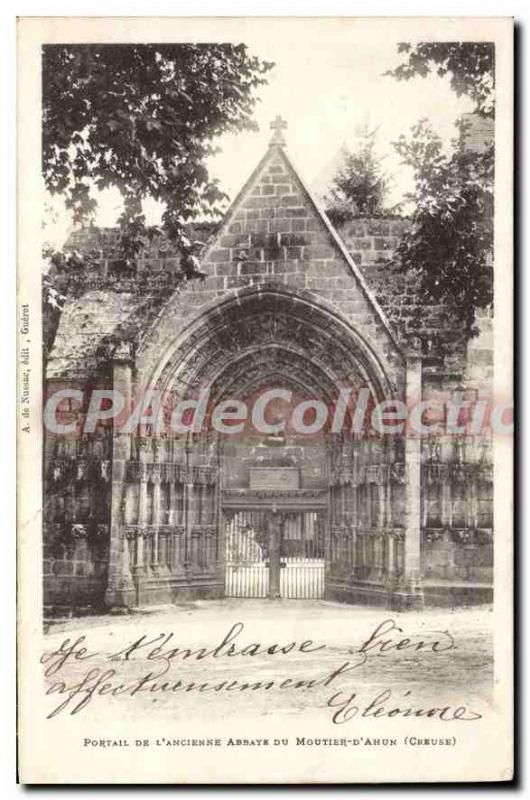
[269,115,287,146]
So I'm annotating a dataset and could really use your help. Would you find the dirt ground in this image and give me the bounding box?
[40,599,494,727]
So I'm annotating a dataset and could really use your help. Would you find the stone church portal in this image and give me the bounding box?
[43,118,494,613]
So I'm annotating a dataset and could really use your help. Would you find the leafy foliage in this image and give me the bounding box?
[324,132,392,225]
[392,119,494,337]
[42,248,77,360]
[42,44,273,273]
[386,42,495,117]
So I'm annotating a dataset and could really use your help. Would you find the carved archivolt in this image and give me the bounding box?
[148,289,397,409]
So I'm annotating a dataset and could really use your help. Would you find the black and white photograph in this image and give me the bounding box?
[16,15,513,784]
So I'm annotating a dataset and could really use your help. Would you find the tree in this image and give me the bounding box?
[392,118,493,337]
[42,44,273,274]
[324,132,391,226]
[386,41,495,337]
[386,42,495,117]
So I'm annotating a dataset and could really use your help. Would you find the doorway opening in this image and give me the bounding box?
[224,510,325,599]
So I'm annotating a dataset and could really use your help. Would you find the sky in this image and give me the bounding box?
[43,37,474,249]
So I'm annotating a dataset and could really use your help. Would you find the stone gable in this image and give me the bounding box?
[199,145,400,353]
[135,144,404,389]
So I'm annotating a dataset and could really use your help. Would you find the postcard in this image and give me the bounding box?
[17,15,513,783]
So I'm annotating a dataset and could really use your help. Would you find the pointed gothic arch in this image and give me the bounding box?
[145,284,398,409]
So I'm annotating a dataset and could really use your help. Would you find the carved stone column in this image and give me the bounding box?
[137,465,147,565]
[105,342,135,608]
[151,465,161,571]
[268,511,282,599]
[169,479,178,526]
[390,350,424,610]
[184,437,194,571]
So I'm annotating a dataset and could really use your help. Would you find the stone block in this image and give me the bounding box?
[226,275,243,289]
[244,196,275,209]
[252,233,280,248]
[283,246,304,260]
[351,237,373,250]
[334,276,356,289]
[304,245,336,260]
[219,234,244,248]
[291,218,306,232]
[341,220,367,237]
[271,260,301,274]
[240,261,268,275]
[249,273,271,285]
[306,277,335,290]
[280,194,303,207]
[263,247,283,260]
[284,273,307,290]
[267,273,286,285]
[279,233,306,247]
[305,261,333,277]
[274,184,293,196]
[204,276,225,291]
[362,250,385,264]
[209,248,230,262]
[305,218,324,232]
[373,251,393,264]
[270,218,292,233]
[214,263,237,277]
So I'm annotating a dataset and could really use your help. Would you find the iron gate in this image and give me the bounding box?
[224,510,325,599]
[225,511,269,598]
[280,511,325,599]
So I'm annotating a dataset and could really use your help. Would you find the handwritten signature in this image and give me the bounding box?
[40,618,481,724]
